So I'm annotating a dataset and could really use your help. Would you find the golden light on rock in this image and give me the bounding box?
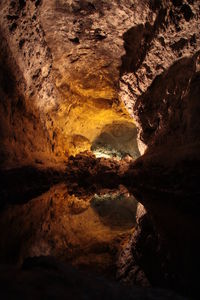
[53,67,139,158]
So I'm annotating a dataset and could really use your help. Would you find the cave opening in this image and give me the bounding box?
[91,121,140,160]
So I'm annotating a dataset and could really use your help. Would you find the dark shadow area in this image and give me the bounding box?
[120,7,166,76]
[127,186,200,298]
[133,54,200,146]
[0,166,65,209]
[124,146,200,213]
[0,255,185,300]
[0,147,199,298]
[63,137,200,299]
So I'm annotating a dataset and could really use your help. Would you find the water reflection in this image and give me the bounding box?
[0,183,138,276]
[91,193,137,229]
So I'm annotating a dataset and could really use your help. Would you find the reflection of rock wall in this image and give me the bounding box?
[0,183,136,275]
[117,203,172,288]
[0,256,185,300]
[118,1,200,297]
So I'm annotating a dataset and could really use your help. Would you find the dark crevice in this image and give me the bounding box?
[120,7,167,76]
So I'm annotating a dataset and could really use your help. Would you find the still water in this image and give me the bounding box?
[0,183,138,276]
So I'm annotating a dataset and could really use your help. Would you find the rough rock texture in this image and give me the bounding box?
[0,32,55,168]
[0,0,200,299]
[65,150,133,188]
[0,0,60,168]
[0,0,140,169]
[120,0,200,150]
[0,0,198,166]
[115,1,200,298]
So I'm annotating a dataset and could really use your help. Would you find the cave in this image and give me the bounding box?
[0,0,200,299]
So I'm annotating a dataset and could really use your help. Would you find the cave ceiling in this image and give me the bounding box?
[0,0,199,168]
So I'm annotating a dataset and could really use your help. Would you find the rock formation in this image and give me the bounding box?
[0,0,140,168]
[0,0,199,299]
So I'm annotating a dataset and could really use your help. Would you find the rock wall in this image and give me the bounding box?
[117,1,200,297]
[0,30,54,168]
[0,0,141,169]
[2,0,198,168]
[120,0,200,150]
[0,0,61,168]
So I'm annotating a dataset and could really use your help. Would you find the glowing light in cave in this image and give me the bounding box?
[91,121,140,160]
[92,150,121,159]
[93,150,112,159]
